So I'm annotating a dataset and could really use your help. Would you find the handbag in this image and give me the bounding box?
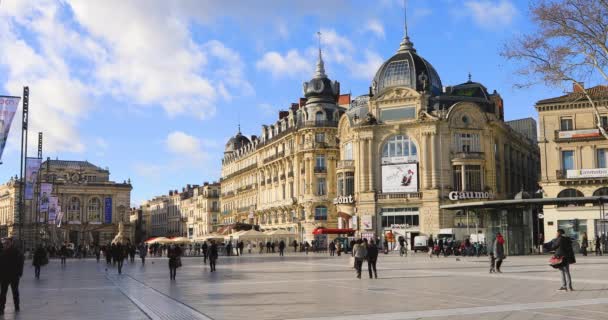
[549,255,563,268]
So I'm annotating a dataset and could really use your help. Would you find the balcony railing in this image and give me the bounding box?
[451,152,484,160]
[337,160,355,170]
[263,151,285,164]
[314,166,327,173]
[376,192,423,200]
[298,120,339,128]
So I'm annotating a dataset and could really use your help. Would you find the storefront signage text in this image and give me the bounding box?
[448,191,494,201]
[390,224,409,229]
[333,195,355,204]
[566,168,608,179]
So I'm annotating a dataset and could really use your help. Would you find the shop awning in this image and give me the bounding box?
[337,212,352,220]
[313,227,355,235]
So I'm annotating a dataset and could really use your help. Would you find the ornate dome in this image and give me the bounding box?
[224,131,250,154]
[372,36,442,96]
[302,48,340,104]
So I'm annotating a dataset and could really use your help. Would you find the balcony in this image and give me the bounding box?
[263,151,285,164]
[337,160,355,170]
[376,192,423,200]
[298,120,339,128]
[314,166,327,173]
[451,151,484,160]
[555,128,603,141]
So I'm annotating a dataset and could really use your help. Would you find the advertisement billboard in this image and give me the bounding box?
[40,183,52,211]
[381,163,418,193]
[48,196,58,223]
[0,96,20,162]
[362,215,373,230]
[25,157,42,200]
[104,197,112,224]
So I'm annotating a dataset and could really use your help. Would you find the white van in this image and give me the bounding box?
[413,235,429,252]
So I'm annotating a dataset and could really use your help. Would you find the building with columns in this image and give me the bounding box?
[335,31,540,245]
[0,177,20,240]
[536,84,608,245]
[220,49,350,242]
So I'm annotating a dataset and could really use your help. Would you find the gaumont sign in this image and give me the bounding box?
[449,191,494,201]
[333,195,355,204]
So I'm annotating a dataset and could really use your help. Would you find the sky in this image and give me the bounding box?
[0,0,568,206]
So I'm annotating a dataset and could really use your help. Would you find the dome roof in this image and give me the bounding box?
[302,49,340,104]
[450,79,491,100]
[372,36,442,96]
[224,131,250,153]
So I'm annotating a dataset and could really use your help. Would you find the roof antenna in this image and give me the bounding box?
[398,0,415,53]
[468,72,472,82]
[404,0,408,38]
[237,113,241,134]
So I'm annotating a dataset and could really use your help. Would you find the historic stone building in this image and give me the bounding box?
[220,49,351,242]
[185,182,220,239]
[13,159,132,247]
[142,195,168,237]
[0,177,20,239]
[335,32,540,243]
[536,84,608,243]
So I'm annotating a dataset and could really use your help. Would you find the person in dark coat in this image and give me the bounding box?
[129,244,136,263]
[493,233,506,273]
[292,240,298,252]
[209,240,219,272]
[238,241,244,256]
[581,233,588,256]
[59,242,68,265]
[94,245,101,263]
[595,235,602,256]
[0,238,24,315]
[278,240,286,256]
[202,241,209,264]
[113,243,126,274]
[167,244,182,280]
[32,244,48,279]
[329,241,336,256]
[367,240,379,279]
[138,243,147,265]
[551,229,576,291]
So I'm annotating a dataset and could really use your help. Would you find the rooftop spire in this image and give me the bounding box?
[314,31,327,78]
[398,0,415,53]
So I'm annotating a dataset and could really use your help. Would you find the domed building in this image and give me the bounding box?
[335,28,540,254]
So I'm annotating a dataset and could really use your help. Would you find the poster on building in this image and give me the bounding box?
[55,206,63,227]
[47,196,58,222]
[39,183,52,211]
[314,234,328,250]
[0,96,20,162]
[381,163,418,193]
[351,215,358,230]
[362,215,373,230]
[104,197,112,224]
[25,157,42,200]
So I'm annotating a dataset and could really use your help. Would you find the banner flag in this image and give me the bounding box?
[25,157,42,200]
[48,196,58,222]
[104,197,112,224]
[0,96,20,162]
[40,183,52,211]
[55,206,63,227]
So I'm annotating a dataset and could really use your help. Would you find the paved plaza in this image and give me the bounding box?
[3,253,608,320]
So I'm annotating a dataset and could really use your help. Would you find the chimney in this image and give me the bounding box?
[299,98,307,107]
[279,110,289,119]
[573,82,584,93]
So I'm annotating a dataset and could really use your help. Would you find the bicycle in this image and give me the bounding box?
[399,244,408,257]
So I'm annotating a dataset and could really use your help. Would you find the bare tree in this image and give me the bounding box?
[502,0,608,138]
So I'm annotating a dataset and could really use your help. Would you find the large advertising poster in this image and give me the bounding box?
[48,196,58,223]
[0,96,20,162]
[381,163,418,193]
[25,157,42,200]
[362,215,373,230]
[39,183,52,211]
[104,197,112,224]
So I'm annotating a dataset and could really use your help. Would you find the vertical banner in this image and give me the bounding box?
[0,96,20,162]
[39,183,52,211]
[104,197,112,224]
[48,196,58,223]
[55,205,63,227]
[25,157,42,200]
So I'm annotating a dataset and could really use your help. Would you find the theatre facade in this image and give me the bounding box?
[334,33,540,246]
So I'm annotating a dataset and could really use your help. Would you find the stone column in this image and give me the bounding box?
[430,134,438,188]
[368,138,373,191]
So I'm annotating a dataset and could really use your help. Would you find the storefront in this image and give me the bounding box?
[379,207,420,250]
[441,196,608,255]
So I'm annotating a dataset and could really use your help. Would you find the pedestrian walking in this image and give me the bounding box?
[550,229,576,291]
[493,233,506,273]
[292,240,298,252]
[209,240,219,272]
[581,233,588,256]
[238,241,244,256]
[279,240,285,256]
[94,245,101,263]
[266,241,271,253]
[114,243,126,274]
[336,241,342,256]
[247,241,252,254]
[0,237,24,315]
[367,240,379,279]
[595,235,602,256]
[129,244,136,263]
[139,243,147,265]
[329,241,336,256]
[488,242,496,273]
[304,241,310,255]
[59,242,68,265]
[104,245,112,265]
[259,241,264,254]
[168,244,182,280]
[353,239,367,279]
[427,236,434,258]
[32,244,48,279]
[202,241,209,263]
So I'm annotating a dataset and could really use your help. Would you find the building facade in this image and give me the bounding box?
[185,183,220,239]
[0,177,20,239]
[335,33,540,244]
[220,50,350,242]
[537,84,608,244]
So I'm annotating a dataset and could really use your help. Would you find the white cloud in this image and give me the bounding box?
[365,19,385,38]
[349,51,384,80]
[463,0,517,28]
[257,103,276,116]
[256,50,312,78]
[166,131,206,161]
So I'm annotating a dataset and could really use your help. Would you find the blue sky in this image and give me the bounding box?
[0,0,567,205]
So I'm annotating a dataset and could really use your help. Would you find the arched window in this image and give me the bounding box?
[557,189,584,207]
[593,187,608,196]
[314,206,328,221]
[382,135,418,163]
[68,197,80,221]
[88,198,102,222]
[315,111,324,124]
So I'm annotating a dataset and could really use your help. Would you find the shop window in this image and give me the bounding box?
[557,219,587,242]
[314,206,328,220]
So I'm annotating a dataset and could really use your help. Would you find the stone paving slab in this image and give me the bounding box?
[1,253,608,320]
